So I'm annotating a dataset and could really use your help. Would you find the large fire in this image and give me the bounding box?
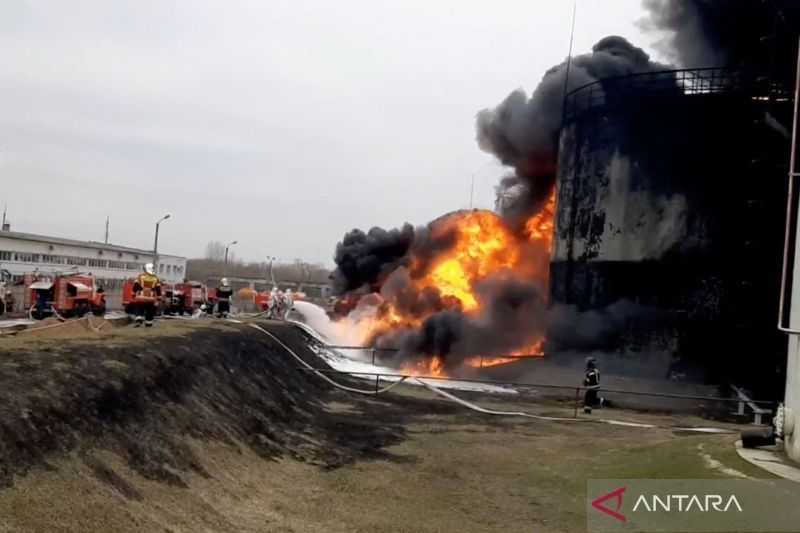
[417,209,520,312]
[341,188,557,377]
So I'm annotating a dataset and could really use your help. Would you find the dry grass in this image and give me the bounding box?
[0,386,772,533]
[0,318,237,353]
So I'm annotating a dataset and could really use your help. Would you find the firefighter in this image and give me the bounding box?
[583,357,605,414]
[283,288,294,320]
[216,278,234,318]
[132,263,161,327]
[267,286,280,319]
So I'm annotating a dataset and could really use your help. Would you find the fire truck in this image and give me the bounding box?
[25,273,106,319]
[254,290,270,312]
[123,279,209,315]
[177,281,209,312]
[254,288,306,313]
[162,281,208,315]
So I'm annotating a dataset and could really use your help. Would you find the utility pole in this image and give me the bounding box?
[224,240,238,276]
[104,216,110,244]
[266,256,277,287]
[469,174,475,209]
[153,214,171,270]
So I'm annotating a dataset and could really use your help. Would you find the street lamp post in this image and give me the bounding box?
[224,240,238,276]
[265,256,278,286]
[153,214,171,270]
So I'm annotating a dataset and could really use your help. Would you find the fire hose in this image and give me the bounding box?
[250,321,738,433]
[413,378,661,427]
[28,304,66,322]
[248,323,408,395]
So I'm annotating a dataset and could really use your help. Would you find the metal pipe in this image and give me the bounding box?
[574,387,580,418]
[778,36,800,334]
[559,0,577,125]
[295,367,777,406]
[322,344,545,360]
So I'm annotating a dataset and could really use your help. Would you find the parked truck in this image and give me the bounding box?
[25,273,106,319]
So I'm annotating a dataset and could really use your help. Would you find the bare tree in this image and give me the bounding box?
[204,240,226,261]
[187,256,331,286]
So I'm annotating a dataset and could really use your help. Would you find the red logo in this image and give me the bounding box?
[591,487,627,522]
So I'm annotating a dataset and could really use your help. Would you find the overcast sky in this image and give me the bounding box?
[0,0,658,266]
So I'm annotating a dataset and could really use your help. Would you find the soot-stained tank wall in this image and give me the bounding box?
[552,85,790,395]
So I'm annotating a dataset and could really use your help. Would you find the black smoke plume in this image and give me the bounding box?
[330,35,674,366]
[379,274,651,369]
[476,36,670,225]
[640,0,800,84]
[382,277,548,365]
[332,225,414,294]
[332,215,461,296]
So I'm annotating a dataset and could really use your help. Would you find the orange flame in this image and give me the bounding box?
[524,189,556,251]
[342,188,556,375]
[400,355,446,377]
[463,339,545,369]
[417,210,520,311]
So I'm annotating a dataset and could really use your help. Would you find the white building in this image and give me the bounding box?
[0,228,186,287]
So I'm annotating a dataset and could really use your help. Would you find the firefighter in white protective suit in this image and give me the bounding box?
[283,288,294,320]
[267,286,281,319]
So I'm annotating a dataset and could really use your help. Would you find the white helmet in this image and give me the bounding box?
[144,263,155,275]
[221,277,230,287]
[271,286,278,293]
[285,288,292,295]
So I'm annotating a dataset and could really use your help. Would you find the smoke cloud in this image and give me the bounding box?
[382,276,548,364]
[476,36,670,225]
[331,224,415,294]
[330,35,676,366]
[379,275,651,369]
[640,0,800,83]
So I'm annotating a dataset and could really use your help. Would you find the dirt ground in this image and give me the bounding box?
[0,319,781,532]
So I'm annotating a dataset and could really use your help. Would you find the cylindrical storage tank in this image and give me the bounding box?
[551,68,791,393]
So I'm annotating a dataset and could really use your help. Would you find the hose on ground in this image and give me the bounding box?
[413,378,665,427]
[253,320,737,433]
[248,323,408,395]
[412,378,598,423]
[50,305,67,322]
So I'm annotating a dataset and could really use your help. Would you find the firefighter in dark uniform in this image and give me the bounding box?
[216,278,234,318]
[583,357,605,414]
[133,263,162,327]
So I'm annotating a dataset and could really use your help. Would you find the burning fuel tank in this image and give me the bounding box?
[551,68,792,394]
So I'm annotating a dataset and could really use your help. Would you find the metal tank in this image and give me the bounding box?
[551,68,792,394]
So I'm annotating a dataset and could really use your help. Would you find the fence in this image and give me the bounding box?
[305,343,778,423]
[563,67,792,123]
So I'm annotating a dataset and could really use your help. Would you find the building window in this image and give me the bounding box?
[13,253,39,263]
[40,254,63,264]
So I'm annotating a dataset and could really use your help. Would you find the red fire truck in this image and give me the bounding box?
[25,273,106,319]
[123,279,209,315]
